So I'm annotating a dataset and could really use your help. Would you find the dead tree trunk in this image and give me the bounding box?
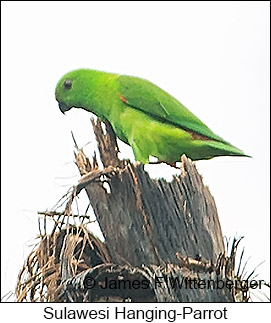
[82,120,224,266]
[16,118,242,302]
[66,119,235,302]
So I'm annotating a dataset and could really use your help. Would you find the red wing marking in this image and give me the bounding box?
[119,93,128,104]
[187,130,213,141]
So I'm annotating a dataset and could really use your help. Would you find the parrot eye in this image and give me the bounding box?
[63,79,72,90]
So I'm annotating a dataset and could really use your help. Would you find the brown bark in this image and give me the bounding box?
[63,118,235,302]
[16,118,241,302]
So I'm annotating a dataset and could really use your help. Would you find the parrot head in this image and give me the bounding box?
[55,69,93,114]
[55,78,73,114]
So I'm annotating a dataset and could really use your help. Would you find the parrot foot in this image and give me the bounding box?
[165,161,178,168]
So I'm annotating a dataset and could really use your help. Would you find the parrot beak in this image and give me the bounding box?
[58,102,72,114]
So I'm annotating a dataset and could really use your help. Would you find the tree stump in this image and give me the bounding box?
[65,119,234,302]
[16,118,244,302]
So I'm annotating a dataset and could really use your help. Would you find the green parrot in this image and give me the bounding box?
[55,69,249,164]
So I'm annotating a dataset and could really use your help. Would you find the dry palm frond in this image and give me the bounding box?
[16,221,109,302]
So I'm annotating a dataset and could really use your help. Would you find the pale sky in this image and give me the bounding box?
[1,1,270,302]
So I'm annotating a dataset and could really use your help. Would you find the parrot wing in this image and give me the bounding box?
[118,75,228,143]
